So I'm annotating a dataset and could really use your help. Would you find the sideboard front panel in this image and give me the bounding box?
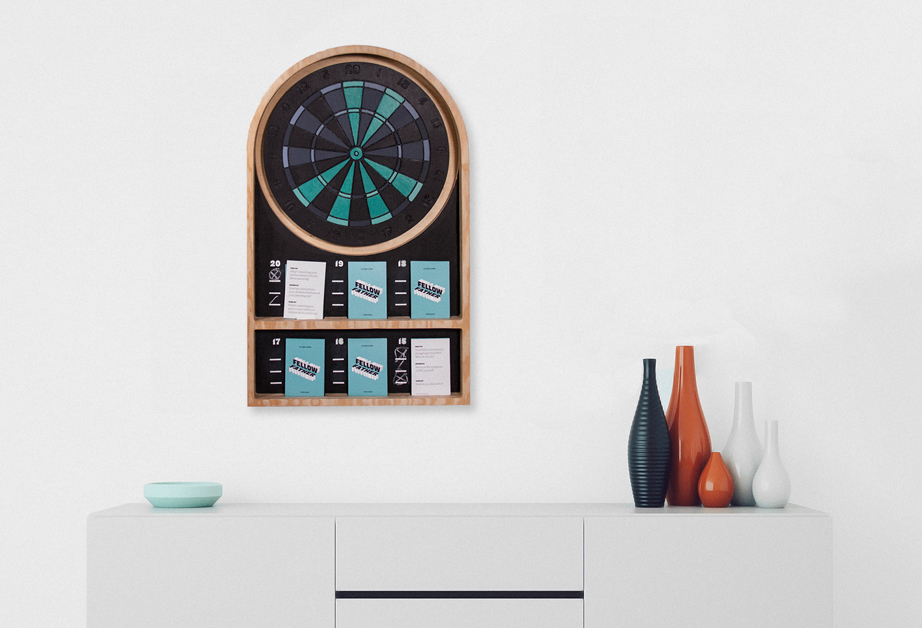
[87,504,832,628]
[584,514,832,628]
[336,598,584,628]
[336,516,584,592]
[87,515,335,628]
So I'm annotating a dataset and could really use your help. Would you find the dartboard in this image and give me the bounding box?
[256,55,458,254]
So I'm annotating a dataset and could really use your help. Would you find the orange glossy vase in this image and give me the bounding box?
[665,346,712,506]
[698,452,734,508]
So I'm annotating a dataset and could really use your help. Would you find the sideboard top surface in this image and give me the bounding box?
[89,503,828,519]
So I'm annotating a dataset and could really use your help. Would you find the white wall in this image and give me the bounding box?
[1,1,919,626]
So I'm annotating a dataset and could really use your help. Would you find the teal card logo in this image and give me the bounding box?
[414,279,445,303]
[351,279,383,303]
[351,356,383,380]
[289,358,320,381]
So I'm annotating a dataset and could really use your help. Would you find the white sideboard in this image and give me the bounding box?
[87,503,831,628]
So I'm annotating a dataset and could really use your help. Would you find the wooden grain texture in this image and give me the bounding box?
[247,46,470,407]
[250,393,467,407]
[253,317,466,330]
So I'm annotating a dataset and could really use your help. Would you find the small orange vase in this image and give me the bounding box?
[698,452,734,508]
[665,346,712,506]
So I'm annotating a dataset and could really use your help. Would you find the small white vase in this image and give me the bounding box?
[722,382,763,506]
[752,420,791,508]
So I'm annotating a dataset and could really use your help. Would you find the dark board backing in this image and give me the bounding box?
[253,178,461,319]
[254,329,462,396]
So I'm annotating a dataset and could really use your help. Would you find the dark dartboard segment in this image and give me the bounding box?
[262,62,452,248]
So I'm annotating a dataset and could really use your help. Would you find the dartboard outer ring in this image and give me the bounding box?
[253,47,460,256]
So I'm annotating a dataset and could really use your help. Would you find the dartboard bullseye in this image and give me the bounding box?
[256,56,458,254]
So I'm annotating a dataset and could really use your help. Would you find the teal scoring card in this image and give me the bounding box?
[348,261,387,319]
[347,337,388,396]
[285,338,325,397]
[410,261,450,319]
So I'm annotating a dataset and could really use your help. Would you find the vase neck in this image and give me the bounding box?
[673,346,699,394]
[733,381,755,429]
[643,358,656,381]
[642,358,660,396]
[764,420,780,456]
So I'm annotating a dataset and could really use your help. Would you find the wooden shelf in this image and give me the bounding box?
[253,317,465,331]
[250,392,467,407]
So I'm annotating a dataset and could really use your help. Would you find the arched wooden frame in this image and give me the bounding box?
[247,46,470,406]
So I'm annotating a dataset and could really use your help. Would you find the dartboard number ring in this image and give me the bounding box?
[255,54,459,255]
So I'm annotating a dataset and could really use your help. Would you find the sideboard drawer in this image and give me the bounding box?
[88,515,334,628]
[336,517,583,591]
[584,514,832,628]
[337,598,584,628]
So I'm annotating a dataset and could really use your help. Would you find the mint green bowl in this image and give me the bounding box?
[144,482,222,508]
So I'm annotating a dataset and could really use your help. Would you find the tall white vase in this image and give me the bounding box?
[722,382,763,506]
[752,420,791,508]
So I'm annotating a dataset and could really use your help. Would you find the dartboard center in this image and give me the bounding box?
[350,147,363,161]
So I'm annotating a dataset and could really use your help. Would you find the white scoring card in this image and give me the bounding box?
[283,260,326,319]
[411,338,451,396]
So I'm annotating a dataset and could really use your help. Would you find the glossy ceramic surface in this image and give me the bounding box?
[722,381,763,506]
[698,452,734,508]
[664,346,712,506]
[627,359,671,508]
[144,482,223,508]
[752,421,791,508]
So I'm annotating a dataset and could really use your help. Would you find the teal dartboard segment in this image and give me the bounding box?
[358,162,392,221]
[293,188,309,206]
[361,88,405,146]
[358,161,377,194]
[343,81,363,144]
[364,159,423,200]
[329,162,357,222]
[349,112,361,144]
[295,158,350,206]
[343,81,364,108]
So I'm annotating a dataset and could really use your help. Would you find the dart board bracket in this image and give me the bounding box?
[247,46,470,406]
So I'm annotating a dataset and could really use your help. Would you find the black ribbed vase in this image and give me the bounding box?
[628,358,671,507]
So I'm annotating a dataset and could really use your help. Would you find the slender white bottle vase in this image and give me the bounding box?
[752,420,791,508]
[722,382,763,506]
